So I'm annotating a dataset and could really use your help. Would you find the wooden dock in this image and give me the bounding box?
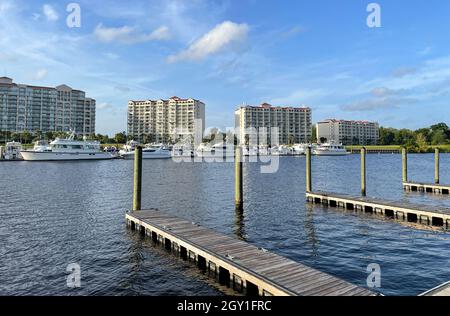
[126,210,376,296]
[306,191,450,228]
[403,182,450,195]
[420,281,450,296]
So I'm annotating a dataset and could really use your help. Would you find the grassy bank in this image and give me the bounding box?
[346,145,450,153]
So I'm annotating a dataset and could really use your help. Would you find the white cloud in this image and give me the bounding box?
[43,4,58,21]
[167,21,249,63]
[94,24,171,44]
[0,1,13,14]
[419,46,432,56]
[148,26,171,41]
[32,68,48,80]
[98,103,113,110]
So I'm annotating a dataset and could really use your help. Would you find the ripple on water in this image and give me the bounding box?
[1,155,450,295]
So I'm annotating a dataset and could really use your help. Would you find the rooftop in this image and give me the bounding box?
[237,103,311,111]
[318,119,379,124]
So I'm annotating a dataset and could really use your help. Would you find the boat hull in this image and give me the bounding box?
[121,152,172,160]
[20,151,114,161]
[313,151,349,156]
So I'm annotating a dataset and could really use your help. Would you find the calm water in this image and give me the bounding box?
[1,154,449,296]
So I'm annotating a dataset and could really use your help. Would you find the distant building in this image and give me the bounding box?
[127,96,205,143]
[0,77,95,135]
[316,119,379,145]
[235,103,312,145]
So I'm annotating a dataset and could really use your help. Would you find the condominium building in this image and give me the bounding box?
[127,96,205,143]
[235,103,312,145]
[0,77,95,135]
[316,119,379,145]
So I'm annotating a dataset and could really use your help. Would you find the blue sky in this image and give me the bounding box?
[1,0,450,135]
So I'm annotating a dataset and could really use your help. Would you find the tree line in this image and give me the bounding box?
[379,122,450,152]
[0,130,130,145]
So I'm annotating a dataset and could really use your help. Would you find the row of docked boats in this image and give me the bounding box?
[1,132,349,162]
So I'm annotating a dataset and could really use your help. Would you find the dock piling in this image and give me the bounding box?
[235,146,243,211]
[306,146,312,193]
[402,148,408,183]
[133,146,142,211]
[435,148,440,184]
[361,147,366,196]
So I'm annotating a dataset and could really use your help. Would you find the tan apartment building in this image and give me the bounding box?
[235,103,312,145]
[127,96,205,143]
[316,119,379,145]
[0,77,95,135]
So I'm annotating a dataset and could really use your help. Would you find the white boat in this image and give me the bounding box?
[20,132,113,161]
[1,141,23,160]
[270,145,294,156]
[32,140,51,152]
[196,142,235,158]
[292,144,308,156]
[313,143,349,156]
[120,143,172,160]
[243,146,258,157]
[172,144,195,158]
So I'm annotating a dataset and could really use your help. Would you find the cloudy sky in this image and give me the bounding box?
[1,0,450,135]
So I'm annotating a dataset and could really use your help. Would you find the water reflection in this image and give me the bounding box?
[234,207,246,241]
[304,203,318,257]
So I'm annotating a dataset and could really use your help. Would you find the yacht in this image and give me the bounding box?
[313,143,349,156]
[196,142,235,158]
[292,144,308,156]
[0,141,23,160]
[120,143,172,160]
[172,144,195,158]
[20,132,114,161]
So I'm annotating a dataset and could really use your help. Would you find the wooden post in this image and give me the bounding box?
[435,148,440,184]
[235,146,243,211]
[306,146,312,193]
[402,148,408,183]
[133,146,142,211]
[361,147,366,196]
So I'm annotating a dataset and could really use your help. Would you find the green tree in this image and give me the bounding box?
[415,133,428,152]
[114,132,127,144]
[431,129,446,145]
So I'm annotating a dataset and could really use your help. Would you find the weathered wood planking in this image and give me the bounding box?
[404,182,450,195]
[306,191,450,228]
[126,210,375,296]
[420,281,450,296]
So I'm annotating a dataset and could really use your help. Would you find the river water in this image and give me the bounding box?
[1,153,449,296]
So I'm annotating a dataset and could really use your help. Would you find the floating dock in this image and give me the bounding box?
[126,210,376,296]
[403,182,450,195]
[306,191,450,228]
[420,281,450,296]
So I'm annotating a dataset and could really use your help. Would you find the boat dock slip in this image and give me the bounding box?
[401,148,449,195]
[420,281,450,296]
[126,210,376,296]
[306,191,450,228]
[403,182,450,195]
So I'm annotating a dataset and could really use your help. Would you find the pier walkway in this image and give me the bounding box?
[306,191,450,227]
[403,182,450,195]
[420,281,450,296]
[126,210,375,296]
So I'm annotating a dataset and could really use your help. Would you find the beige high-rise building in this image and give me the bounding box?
[0,77,95,135]
[235,103,312,145]
[127,96,205,143]
[316,119,379,145]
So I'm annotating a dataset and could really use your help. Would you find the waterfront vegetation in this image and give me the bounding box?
[377,123,450,152]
